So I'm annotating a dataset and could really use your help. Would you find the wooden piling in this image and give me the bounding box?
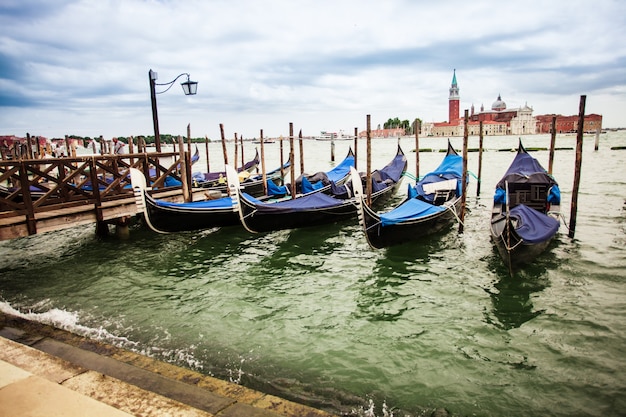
[353,127,358,170]
[187,123,192,156]
[414,123,420,180]
[366,115,372,206]
[240,134,244,168]
[548,116,556,175]
[178,135,191,202]
[233,133,239,170]
[220,124,228,166]
[594,128,600,151]
[476,121,483,196]
[289,123,296,199]
[65,135,71,157]
[299,129,304,175]
[459,110,469,233]
[260,129,267,195]
[202,135,209,174]
[279,135,285,183]
[569,95,586,238]
[26,133,33,159]
[330,138,335,162]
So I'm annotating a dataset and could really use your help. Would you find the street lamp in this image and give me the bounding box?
[149,69,198,152]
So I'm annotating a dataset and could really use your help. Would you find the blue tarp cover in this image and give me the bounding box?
[267,179,288,196]
[301,176,324,193]
[325,154,355,182]
[248,192,344,214]
[496,149,556,189]
[414,153,463,202]
[155,196,233,209]
[510,204,559,244]
[380,198,446,226]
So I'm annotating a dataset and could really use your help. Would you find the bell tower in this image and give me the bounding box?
[448,69,460,123]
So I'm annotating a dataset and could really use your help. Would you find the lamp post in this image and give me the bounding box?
[149,69,198,152]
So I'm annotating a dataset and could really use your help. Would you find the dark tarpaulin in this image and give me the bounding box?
[510,204,559,243]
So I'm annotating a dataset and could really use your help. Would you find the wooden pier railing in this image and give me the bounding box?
[0,151,193,241]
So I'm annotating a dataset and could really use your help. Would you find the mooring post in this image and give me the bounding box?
[220,123,228,166]
[178,135,190,202]
[299,129,304,175]
[459,110,469,233]
[476,121,483,197]
[548,116,556,175]
[353,127,358,170]
[594,128,600,151]
[414,120,420,180]
[260,129,267,195]
[204,135,210,174]
[366,114,372,206]
[569,95,586,238]
[289,123,296,199]
[233,133,239,170]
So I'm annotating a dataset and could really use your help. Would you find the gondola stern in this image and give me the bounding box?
[226,164,257,233]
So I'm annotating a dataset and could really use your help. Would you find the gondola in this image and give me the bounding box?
[192,149,260,189]
[230,145,407,233]
[353,141,464,249]
[194,158,291,198]
[490,140,561,268]
[130,167,240,233]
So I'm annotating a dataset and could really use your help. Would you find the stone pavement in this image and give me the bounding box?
[0,313,337,417]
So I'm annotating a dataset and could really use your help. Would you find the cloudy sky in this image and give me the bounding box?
[1,0,625,140]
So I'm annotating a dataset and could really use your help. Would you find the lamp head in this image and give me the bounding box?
[181,74,198,95]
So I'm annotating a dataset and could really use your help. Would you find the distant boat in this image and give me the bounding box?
[490,140,561,268]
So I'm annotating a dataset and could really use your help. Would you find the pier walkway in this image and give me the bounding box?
[0,313,336,417]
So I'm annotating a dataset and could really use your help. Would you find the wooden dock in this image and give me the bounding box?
[0,151,196,241]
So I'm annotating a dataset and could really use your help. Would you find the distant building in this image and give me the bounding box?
[424,70,602,136]
[535,113,603,134]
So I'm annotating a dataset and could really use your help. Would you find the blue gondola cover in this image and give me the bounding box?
[509,204,559,243]
[380,198,446,226]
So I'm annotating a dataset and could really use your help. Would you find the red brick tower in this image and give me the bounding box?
[448,69,460,123]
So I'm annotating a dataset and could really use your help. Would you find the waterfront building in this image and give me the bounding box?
[425,70,602,136]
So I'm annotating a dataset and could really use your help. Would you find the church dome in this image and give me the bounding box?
[492,94,506,111]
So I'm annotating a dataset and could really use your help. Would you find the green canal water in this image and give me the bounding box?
[1,133,625,416]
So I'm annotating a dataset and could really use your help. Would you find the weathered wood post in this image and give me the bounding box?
[204,135,210,174]
[548,116,557,175]
[569,95,586,238]
[366,114,372,206]
[178,135,191,202]
[260,129,267,195]
[289,123,296,199]
[26,133,33,159]
[240,134,244,168]
[594,128,600,151]
[414,121,420,180]
[476,121,483,196]
[330,137,335,162]
[279,135,285,184]
[219,123,228,166]
[187,123,192,157]
[459,110,469,233]
[299,129,304,175]
[233,133,239,170]
[353,127,358,170]
[65,135,71,156]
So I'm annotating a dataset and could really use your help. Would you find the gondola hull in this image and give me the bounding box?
[358,195,462,249]
[353,141,464,249]
[489,141,560,268]
[230,145,407,233]
[143,194,239,233]
[130,168,239,234]
[237,180,402,233]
